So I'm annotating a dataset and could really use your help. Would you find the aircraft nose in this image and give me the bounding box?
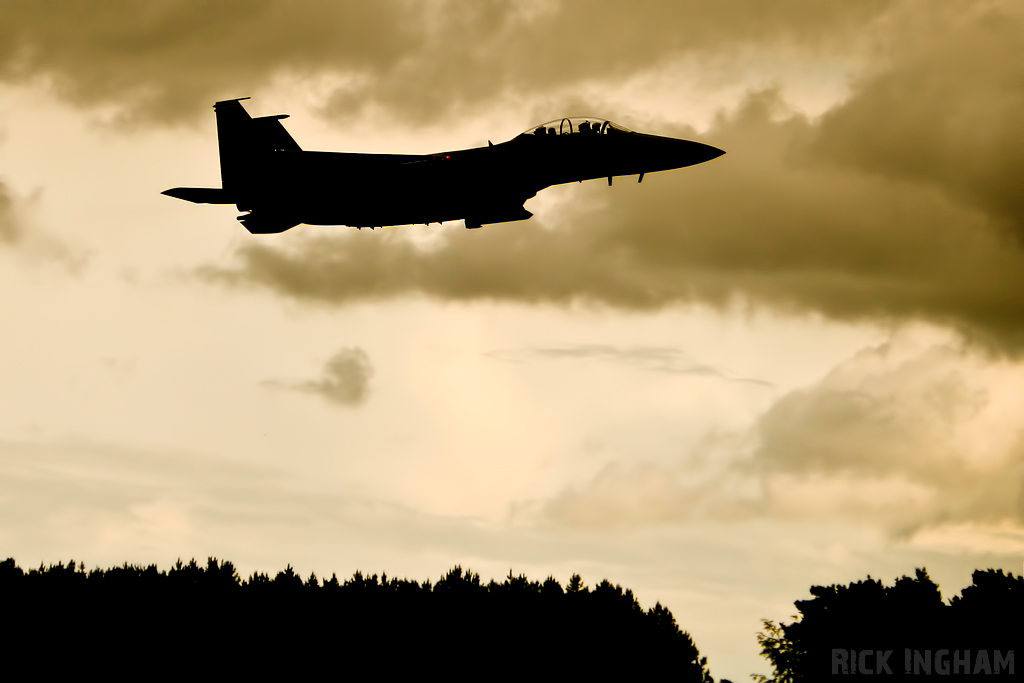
[694,141,725,163]
[634,133,725,171]
[663,137,725,168]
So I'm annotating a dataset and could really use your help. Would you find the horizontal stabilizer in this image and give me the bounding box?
[238,212,300,234]
[465,204,533,229]
[162,187,234,204]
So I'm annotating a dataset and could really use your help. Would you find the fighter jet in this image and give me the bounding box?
[163,98,724,233]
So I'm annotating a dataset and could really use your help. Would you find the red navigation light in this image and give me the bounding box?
[445,155,450,159]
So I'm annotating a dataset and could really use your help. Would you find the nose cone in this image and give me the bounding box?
[692,141,726,164]
[632,133,725,171]
[661,137,725,169]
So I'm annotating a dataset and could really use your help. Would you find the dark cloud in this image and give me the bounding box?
[488,344,771,386]
[0,1,418,124]
[319,0,883,125]
[263,347,373,407]
[0,1,884,125]
[807,2,1024,239]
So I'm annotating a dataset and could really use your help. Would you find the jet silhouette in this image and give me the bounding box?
[163,98,724,233]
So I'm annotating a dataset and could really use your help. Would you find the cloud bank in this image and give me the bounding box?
[539,334,1024,544]
[0,1,882,124]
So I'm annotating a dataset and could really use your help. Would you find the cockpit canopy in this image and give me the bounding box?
[520,117,632,137]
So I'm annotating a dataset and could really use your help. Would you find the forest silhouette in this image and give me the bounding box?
[2,558,1016,679]
[0,557,714,679]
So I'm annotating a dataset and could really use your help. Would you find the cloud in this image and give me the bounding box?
[807,1,1024,239]
[747,338,1024,535]
[0,181,24,244]
[538,425,760,529]
[536,333,1024,542]
[0,179,85,269]
[0,1,419,125]
[0,1,885,125]
[263,347,373,407]
[317,0,883,126]
[489,344,772,386]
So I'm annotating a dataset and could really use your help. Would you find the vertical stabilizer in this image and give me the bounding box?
[214,98,254,195]
[213,98,302,211]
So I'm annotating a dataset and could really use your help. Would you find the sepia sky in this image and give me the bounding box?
[1,1,1022,677]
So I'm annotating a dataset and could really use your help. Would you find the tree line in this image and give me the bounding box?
[2,557,1016,679]
[0,558,714,680]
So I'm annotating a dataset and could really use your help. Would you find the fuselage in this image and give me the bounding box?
[163,104,724,233]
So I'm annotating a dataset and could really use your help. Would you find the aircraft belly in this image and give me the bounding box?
[295,181,480,227]
[248,151,538,227]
